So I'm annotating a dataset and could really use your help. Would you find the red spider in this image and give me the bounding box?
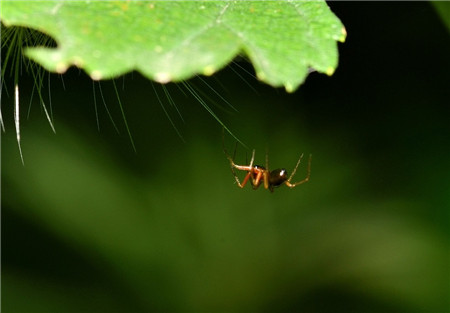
[223,143,311,192]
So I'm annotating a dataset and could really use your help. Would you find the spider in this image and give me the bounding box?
[223,143,312,192]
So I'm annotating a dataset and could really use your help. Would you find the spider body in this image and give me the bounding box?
[223,143,311,192]
[247,165,288,190]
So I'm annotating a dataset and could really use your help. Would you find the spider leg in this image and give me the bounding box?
[222,128,259,189]
[252,169,263,188]
[235,171,252,188]
[222,132,255,170]
[223,139,256,188]
[263,171,270,190]
[227,153,253,187]
[232,150,263,190]
[249,149,255,168]
[228,149,255,172]
[264,148,270,189]
[288,153,304,181]
[285,154,312,188]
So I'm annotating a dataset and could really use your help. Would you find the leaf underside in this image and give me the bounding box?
[1,1,346,92]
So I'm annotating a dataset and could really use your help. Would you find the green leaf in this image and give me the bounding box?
[0,0,346,92]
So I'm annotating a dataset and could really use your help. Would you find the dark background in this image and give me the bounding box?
[2,2,449,312]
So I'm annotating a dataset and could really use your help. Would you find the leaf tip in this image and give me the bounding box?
[256,71,266,81]
[325,67,335,76]
[90,70,103,80]
[55,62,68,74]
[203,65,216,76]
[155,72,171,84]
[285,82,295,93]
[339,27,347,43]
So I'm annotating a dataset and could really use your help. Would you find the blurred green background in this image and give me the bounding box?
[2,3,449,312]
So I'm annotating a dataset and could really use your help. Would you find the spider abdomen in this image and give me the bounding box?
[269,168,288,186]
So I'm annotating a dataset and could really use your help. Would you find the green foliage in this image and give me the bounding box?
[0,0,345,92]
